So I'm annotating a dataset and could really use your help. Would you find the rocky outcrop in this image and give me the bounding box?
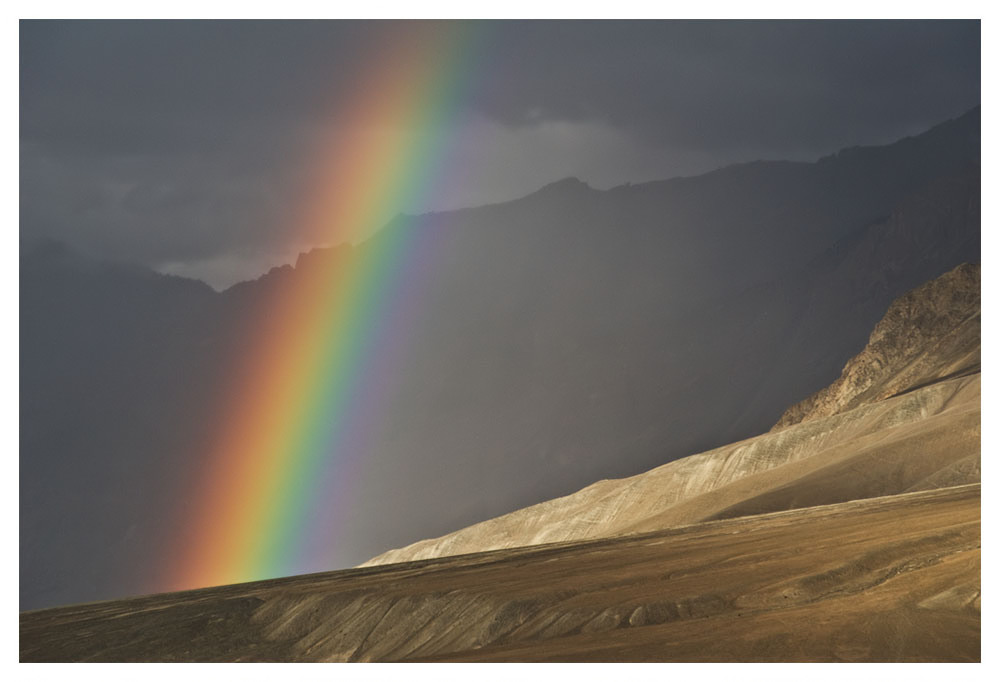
[772,262,980,430]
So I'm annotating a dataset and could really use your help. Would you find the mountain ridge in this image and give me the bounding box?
[214,105,982,293]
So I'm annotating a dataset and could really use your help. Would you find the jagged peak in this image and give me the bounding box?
[772,263,980,430]
[527,176,593,198]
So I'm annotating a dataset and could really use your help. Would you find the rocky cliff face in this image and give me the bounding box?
[363,265,981,567]
[772,262,980,430]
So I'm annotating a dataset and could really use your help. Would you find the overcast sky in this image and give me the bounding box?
[20,20,980,288]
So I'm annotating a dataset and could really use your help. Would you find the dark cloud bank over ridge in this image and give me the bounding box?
[20,20,980,288]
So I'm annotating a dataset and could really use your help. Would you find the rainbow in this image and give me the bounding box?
[168,22,483,591]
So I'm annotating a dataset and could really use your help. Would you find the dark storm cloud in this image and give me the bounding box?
[20,20,980,286]
[471,21,980,153]
[21,21,361,146]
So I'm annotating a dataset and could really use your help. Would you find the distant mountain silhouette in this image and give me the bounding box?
[20,107,980,610]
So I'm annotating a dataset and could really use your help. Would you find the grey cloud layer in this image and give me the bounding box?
[20,20,980,285]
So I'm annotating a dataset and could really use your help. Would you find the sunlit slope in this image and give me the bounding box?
[364,371,978,565]
[774,262,979,428]
[364,263,979,566]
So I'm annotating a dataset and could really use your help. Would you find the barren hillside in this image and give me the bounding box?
[364,264,980,566]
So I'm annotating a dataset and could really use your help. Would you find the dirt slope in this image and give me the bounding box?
[20,484,979,662]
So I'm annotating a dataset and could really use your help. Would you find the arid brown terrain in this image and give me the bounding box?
[19,264,980,662]
[19,485,979,662]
